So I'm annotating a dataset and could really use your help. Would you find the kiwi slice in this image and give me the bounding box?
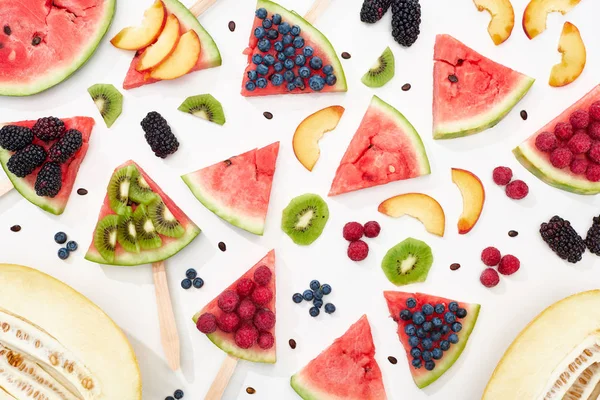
[129,167,157,205]
[281,193,329,246]
[87,84,123,128]
[117,207,140,254]
[134,204,162,250]
[147,198,184,238]
[177,94,226,126]
[381,238,433,286]
[94,215,120,263]
[361,47,395,88]
[108,165,134,215]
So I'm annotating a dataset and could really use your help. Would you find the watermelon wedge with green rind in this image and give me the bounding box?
[290,315,387,400]
[181,142,279,235]
[329,95,430,196]
[384,291,480,389]
[0,117,94,215]
[433,34,534,139]
[123,0,222,90]
[514,85,600,195]
[192,250,276,363]
[0,0,115,96]
[85,160,200,266]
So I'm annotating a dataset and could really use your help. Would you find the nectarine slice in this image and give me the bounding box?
[137,14,181,71]
[110,0,166,51]
[451,168,485,235]
[150,30,201,80]
[473,0,515,45]
[378,193,446,237]
[549,22,586,87]
[522,0,581,39]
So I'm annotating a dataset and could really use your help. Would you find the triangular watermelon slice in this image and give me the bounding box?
[329,96,430,196]
[192,250,276,363]
[181,142,279,235]
[85,160,200,266]
[240,0,347,97]
[122,0,221,90]
[290,315,387,400]
[0,117,94,215]
[384,291,480,389]
[433,34,534,139]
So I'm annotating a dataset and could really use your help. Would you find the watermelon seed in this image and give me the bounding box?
[224,159,232,167]
[448,74,458,83]
[263,111,273,120]
[218,242,226,252]
[0,43,3,49]
[401,83,411,91]
[10,225,21,232]
[456,58,464,66]
[246,387,256,395]
[341,52,351,59]
[228,21,236,32]
[450,263,461,271]
[3,25,10,36]
[387,356,397,364]
[77,188,88,196]
[520,110,528,120]
[508,230,519,237]
[289,339,297,349]
[31,36,41,46]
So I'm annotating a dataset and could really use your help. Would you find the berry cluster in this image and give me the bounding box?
[292,280,336,318]
[360,0,393,23]
[164,389,184,400]
[479,247,520,288]
[391,0,421,47]
[181,268,204,290]
[492,166,529,200]
[343,221,381,261]
[141,112,179,159]
[540,215,586,263]
[54,232,78,261]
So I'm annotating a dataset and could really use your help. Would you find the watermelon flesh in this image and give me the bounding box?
[329,95,430,196]
[384,291,480,389]
[240,0,347,97]
[514,85,600,195]
[0,117,94,215]
[85,160,200,266]
[122,0,222,90]
[181,142,279,235]
[0,0,115,96]
[433,34,534,139]
[290,315,387,400]
[192,250,276,363]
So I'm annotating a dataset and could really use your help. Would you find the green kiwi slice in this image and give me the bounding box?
[129,167,157,205]
[87,83,123,128]
[94,215,120,263]
[134,204,162,250]
[281,193,329,246]
[361,47,395,88]
[381,238,433,285]
[108,165,134,215]
[117,207,140,254]
[177,94,226,126]
[147,198,184,238]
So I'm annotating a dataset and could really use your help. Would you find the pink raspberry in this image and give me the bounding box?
[254,265,272,286]
[590,101,600,121]
[568,132,592,154]
[348,240,369,261]
[492,166,513,186]
[235,323,259,349]
[251,286,273,306]
[364,221,381,238]
[253,309,276,331]
[535,132,558,152]
[554,122,573,141]
[480,268,500,288]
[570,158,589,175]
[588,142,600,163]
[196,313,217,334]
[498,255,520,275]
[217,312,240,333]
[586,163,600,182]
[218,290,239,313]
[258,332,275,349]
[481,247,501,266]
[237,299,257,320]
[589,122,600,139]
[343,222,364,241]
[506,180,529,200]
[236,278,255,298]
[550,148,573,169]
[571,110,590,129]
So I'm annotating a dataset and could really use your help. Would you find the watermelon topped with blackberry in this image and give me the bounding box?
[384,291,480,388]
[241,0,347,96]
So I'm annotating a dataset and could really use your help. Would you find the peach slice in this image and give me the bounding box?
[451,168,485,235]
[473,0,515,45]
[549,22,586,87]
[522,0,581,39]
[136,14,181,71]
[378,193,446,237]
[150,30,201,80]
[110,0,166,51]
[293,106,345,171]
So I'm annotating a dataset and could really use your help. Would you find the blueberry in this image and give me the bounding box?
[292,36,304,49]
[295,54,306,66]
[309,280,320,290]
[273,62,283,72]
[449,302,459,312]
[422,350,432,362]
[308,75,325,91]
[293,293,303,303]
[399,309,412,321]
[254,27,265,39]
[412,311,425,325]
[411,358,422,369]
[256,64,269,76]
[247,70,258,82]
[302,289,314,301]
[278,22,291,34]
[309,56,323,70]
[422,304,434,315]
[321,284,332,295]
[432,348,443,360]
[277,52,287,61]
[303,46,314,57]
[271,73,283,86]
[444,312,456,324]
[422,338,433,350]
[58,248,69,260]
[432,317,443,328]
[258,39,271,52]
[430,331,442,342]
[313,299,323,308]
[313,288,323,299]
[440,340,450,351]
[325,74,337,86]
[324,303,336,314]
[406,298,417,309]
[193,278,204,289]
[440,325,450,335]
[298,66,310,78]
[181,279,192,289]
[263,54,275,65]
[262,18,272,29]
[434,303,445,314]
[448,333,459,344]
[255,7,267,19]
[185,268,197,280]
[274,41,284,52]
[284,46,295,57]
[422,321,433,332]
[404,324,416,336]
[323,65,334,75]
[267,29,279,40]
[451,322,463,332]
[410,347,421,359]
[174,389,184,399]
[291,25,301,36]
[282,34,293,46]
[456,308,467,319]
[287,82,296,91]
[294,77,305,89]
[309,307,320,317]
[252,54,263,65]
[66,241,78,252]
[408,336,420,347]
[284,70,295,82]
[166,397,175,400]
[284,59,295,70]
[272,14,282,25]
[416,328,426,338]
[245,81,256,91]
[54,232,67,244]
[425,360,435,371]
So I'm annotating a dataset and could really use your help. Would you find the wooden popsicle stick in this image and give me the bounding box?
[190,0,217,17]
[0,179,12,198]
[304,0,331,24]
[204,354,239,400]
[152,261,181,371]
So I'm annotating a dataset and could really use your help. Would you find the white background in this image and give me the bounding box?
[2,0,600,398]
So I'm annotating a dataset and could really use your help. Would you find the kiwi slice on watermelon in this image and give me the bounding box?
[178,94,226,126]
[129,167,157,204]
[117,207,140,254]
[108,165,134,215]
[94,215,120,264]
[147,198,184,238]
[361,47,395,88]
[281,193,329,246]
[381,238,433,285]
[133,204,162,250]
[87,84,123,128]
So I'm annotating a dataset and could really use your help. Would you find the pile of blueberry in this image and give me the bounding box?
[400,297,468,371]
[165,389,184,400]
[292,280,336,317]
[54,232,78,260]
[245,8,338,93]
[181,268,204,290]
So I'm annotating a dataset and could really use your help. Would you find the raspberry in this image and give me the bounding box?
[570,110,590,129]
[343,222,364,241]
[217,312,240,333]
[480,268,500,288]
[236,278,255,298]
[568,132,592,154]
[258,332,275,349]
[492,166,512,186]
[32,116,65,142]
[48,129,83,164]
[254,265,272,286]
[589,122,600,139]
[253,309,276,331]
[348,240,369,261]
[586,164,600,182]
[589,142,600,163]
[570,158,589,175]
[0,125,33,152]
[196,313,217,334]
[498,255,520,275]
[237,299,257,320]
[554,122,573,141]
[251,286,273,306]
[590,102,600,121]
[535,132,558,152]
[550,148,573,169]
[364,221,381,238]
[218,290,239,313]
[235,323,259,349]
[505,180,529,200]
[481,247,501,266]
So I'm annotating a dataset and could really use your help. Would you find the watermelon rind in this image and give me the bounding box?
[290,374,324,400]
[0,0,116,97]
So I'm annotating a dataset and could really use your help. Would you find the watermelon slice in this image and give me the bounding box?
[192,250,276,363]
[0,117,94,215]
[384,291,480,389]
[329,95,430,196]
[240,0,347,97]
[433,34,534,139]
[0,0,115,96]
[122,0,221,90]
[290,315,387,400]
[514,85,600,194]
[181,142,279,235]
[85,160,200,266]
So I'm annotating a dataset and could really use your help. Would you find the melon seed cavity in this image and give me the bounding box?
[456,58,464,66]
[401,83,411,91]
[448,74,458,83]
[228,21,236,32]
[3,25,10,35]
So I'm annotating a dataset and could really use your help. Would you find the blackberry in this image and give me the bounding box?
[48,129,83,163]
[585,215,600,255]
[0,125,34,151]
[391,0,421,47]
[540,216,586,263]
[32,117,65,142]
[7,144,46,177]
[35,162,62,197]
[140,112,179,158]
[360,0,393,23]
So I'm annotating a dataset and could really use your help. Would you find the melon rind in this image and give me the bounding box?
[290,373,327,400]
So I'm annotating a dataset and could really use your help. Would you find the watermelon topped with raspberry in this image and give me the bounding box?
[384,291,480,389]
[193,251,276,363]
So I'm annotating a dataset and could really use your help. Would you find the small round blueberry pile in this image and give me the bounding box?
[292,280,336,317]
[181,268,204,290]
[54,232,78,261]
[343,221,381,261]
[244,8,338,93]
[165,389,184,400]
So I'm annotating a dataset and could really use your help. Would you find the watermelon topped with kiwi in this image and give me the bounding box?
[85,161,200,266]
